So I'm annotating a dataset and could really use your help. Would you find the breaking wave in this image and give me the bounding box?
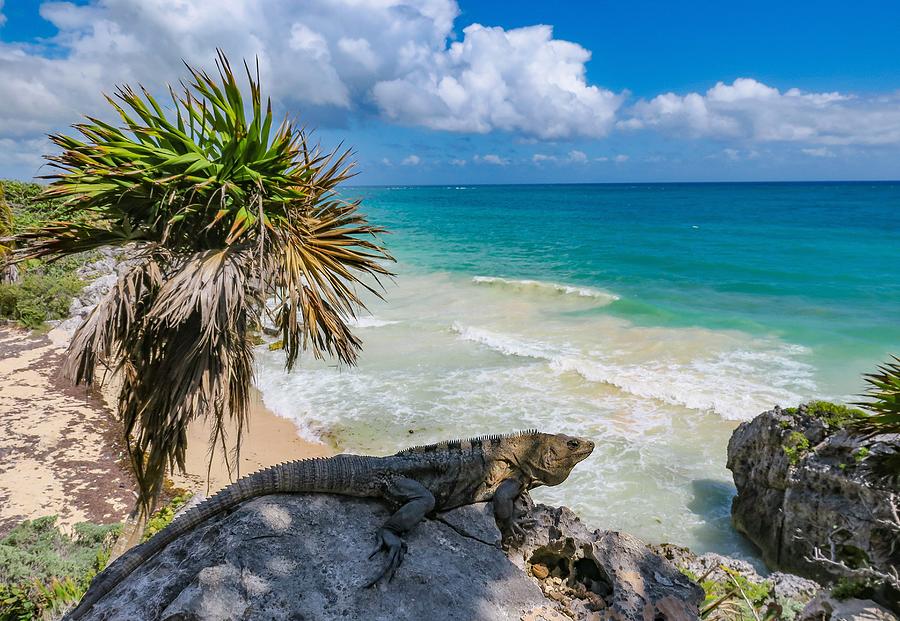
[350,316,400,328]
[472,276,619,303]
[451,322,815,420]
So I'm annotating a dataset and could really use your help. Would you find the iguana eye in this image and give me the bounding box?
[567,439,580,450]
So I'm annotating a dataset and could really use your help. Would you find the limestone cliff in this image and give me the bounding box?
[727,404,899,609]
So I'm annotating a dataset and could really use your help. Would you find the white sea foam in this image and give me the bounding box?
[471,276,619,303]
[254,265,823,558]
[450,323,565,359]
[451,322,814,420]
[350,315,400,328]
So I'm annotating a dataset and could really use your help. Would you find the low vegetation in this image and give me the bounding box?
[0,517,119,620]
[140,492,193,543]
[782,431,811,466]
[0,490,194,621]
[685,566,806,621]
[0,180,88,330]
[783,400,867,428]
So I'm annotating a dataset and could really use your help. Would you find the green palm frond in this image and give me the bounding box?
[853,356,900,482]
[14,51,393,510]
[856,356,900,435]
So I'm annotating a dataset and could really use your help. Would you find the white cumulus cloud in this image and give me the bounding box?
[475,154,508,165]
[0,0,625,154]
[801,147,836,158]
[373,23,625,139]
[568,150,588,163]
[622,78,900,145]
[401,154,421,166]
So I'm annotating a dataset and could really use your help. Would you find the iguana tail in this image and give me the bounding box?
[65,455,373,620]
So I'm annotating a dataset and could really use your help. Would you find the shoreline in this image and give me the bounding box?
[167,386,335,496]
[0,325,334,536]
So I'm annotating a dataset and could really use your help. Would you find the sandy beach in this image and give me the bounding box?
[0,324,333,536]
[167,387,334,497]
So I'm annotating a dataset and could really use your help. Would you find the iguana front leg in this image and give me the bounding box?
[493,478,534,546]
[365,477,435,587]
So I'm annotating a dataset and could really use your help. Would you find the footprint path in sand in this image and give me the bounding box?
[0,326,134,536]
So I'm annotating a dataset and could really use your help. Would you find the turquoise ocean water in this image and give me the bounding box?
[256,182,900,561]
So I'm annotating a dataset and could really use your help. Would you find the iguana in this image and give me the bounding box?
[66,430,594,619]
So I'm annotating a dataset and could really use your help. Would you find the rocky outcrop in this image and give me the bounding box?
[77,495,703,621]
[727,405,899,606]
[55,245,140,333]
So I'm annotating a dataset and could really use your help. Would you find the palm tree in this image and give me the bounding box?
[14,52,393,511]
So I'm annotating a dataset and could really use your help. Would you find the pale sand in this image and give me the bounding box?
[0,324,333,536]
[0,326,132,535]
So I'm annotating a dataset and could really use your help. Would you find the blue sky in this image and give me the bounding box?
[1,0,899,183]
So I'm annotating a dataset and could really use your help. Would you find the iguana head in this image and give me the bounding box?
[509,432,594,487]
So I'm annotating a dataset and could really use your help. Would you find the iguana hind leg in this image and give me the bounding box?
[365,477,435,587]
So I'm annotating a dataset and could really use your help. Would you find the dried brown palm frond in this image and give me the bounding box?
[13,52,393,510]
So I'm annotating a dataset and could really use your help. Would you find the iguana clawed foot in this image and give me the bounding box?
[365,527,408,587]
[498,515,536,549]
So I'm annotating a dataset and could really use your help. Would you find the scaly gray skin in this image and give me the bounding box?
[66,430,594,620]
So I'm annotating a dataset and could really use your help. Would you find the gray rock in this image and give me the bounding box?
[509,502,704,620]
[80,495,704,621]
[727,405,899,588]
[799,593,898,620]
[770,572,823,603]
[56,245,143,333]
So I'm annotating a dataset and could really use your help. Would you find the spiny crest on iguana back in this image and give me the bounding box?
[398,429,541,454]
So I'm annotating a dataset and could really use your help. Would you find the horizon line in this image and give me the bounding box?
[346,179,900,188]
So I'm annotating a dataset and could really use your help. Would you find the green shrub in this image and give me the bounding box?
[784,401,867,428]
[831,576,875,601]
[783,431,811,466]
[141,492,193,543]
[0,516,120,620]
[0,272,82,329]
[0,183,12,249]
[0,181,71,235]
[0,181,92,329]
